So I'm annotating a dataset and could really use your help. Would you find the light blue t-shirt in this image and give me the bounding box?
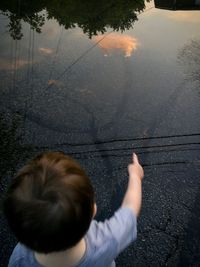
[8,207,137,267]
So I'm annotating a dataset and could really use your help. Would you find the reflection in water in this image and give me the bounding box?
[94,33,139,57]
[167,12,200,23]
[0,0,149,40]
[39,47,54,55]
[47,79,63,86]
[0,59,30,70]
[6,12,45,40]
[154,0,200,10]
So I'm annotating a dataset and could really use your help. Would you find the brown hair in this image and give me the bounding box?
[3,151,95,253]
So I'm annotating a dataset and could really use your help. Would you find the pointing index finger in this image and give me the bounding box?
[133,153,138,164]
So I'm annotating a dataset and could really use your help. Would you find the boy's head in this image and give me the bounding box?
[3,151,95,253]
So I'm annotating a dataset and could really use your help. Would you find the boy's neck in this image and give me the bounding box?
[34,238,86,267]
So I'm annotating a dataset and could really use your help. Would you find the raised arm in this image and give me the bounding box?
[122,153,144,217]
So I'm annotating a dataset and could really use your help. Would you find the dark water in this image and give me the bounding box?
[0,1,200,266]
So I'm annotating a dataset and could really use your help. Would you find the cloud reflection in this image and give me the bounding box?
[94,33,139,57]
[39,47,54,55]
[47,79,63,86]
[0,59,30,70]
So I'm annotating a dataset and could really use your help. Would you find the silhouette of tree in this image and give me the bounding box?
[155,0,200,10]
[0,0,150,40]
[0,0,46,39]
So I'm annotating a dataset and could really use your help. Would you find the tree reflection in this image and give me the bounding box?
[6,13,45,40]
[155,0,200,10]
[0,0,150,40]
[1,0,46,40]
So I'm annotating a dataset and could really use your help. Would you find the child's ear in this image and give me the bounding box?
[93,203,97,218]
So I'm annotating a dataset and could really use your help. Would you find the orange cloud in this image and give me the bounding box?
[0,59,30,70]
[94,33,139,57]
[39,47,53,55]
[47,79,63,86]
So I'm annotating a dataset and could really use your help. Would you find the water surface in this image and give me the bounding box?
[0,1,200,266]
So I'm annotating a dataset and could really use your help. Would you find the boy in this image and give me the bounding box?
[3,151,144,267]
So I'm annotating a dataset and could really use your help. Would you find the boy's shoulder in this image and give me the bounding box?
[8,243,41,267]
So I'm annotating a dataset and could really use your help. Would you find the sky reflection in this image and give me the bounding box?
[167,11,200,23]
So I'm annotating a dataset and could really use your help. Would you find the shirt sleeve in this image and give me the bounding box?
[89,207,137,257]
